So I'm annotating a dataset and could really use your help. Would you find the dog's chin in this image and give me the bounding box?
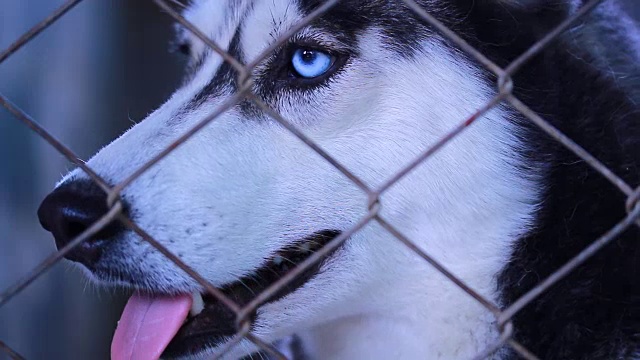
[84,230,342,359]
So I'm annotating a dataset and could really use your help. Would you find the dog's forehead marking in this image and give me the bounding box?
[240,0,304,63]
[182,0,319,63]
[181,0,254,61]
[171,0,255,111]
[172,0,316,117]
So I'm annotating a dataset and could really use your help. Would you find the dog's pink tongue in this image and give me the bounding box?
[111,293,192,360]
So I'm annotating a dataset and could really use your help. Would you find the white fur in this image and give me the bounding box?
[61,0,540,358]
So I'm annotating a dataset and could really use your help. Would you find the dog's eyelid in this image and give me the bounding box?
[285,30,350,53]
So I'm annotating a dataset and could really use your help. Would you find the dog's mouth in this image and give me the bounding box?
[110,230,341,360]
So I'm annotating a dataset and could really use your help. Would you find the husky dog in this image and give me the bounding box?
[37,0,640,359]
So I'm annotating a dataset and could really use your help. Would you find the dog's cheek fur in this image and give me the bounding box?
[261,33,540,358]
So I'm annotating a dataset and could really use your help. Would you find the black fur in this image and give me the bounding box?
[184,28,245,111]
[452,2,640,359]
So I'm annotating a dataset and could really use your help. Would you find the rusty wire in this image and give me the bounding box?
[0,340,26,360]
[0,0,638,359]
[0,0,84,64]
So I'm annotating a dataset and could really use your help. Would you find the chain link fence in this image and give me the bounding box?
[1,0,640,359]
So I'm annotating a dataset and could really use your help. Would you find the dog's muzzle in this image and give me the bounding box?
[37,179,344,359]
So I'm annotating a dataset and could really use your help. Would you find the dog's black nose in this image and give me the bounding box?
[38,179,123,267]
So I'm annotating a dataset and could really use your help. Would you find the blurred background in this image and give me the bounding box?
[0,1,639,359]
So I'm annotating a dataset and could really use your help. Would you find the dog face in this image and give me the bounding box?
[39,0,542,358]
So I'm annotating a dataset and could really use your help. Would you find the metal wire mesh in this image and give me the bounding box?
[1,0,639,359]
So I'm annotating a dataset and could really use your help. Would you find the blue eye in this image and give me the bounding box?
[291,48,334,78]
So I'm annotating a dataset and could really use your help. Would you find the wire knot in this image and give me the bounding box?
[497,73,514,96]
